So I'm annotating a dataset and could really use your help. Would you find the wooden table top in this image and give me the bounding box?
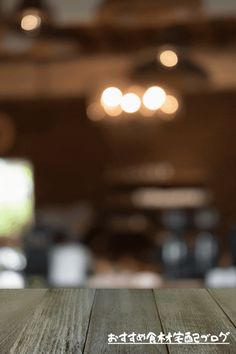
[0,289,235,353]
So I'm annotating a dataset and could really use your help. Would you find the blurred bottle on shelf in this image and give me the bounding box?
[194,208,219,231]
[194,208,219,277]
[24,225,53,279]
[162,234,188,278]
[24,224,94,287]
[194,232,218,276]
[162,209,188,235]
[161,209,191,278]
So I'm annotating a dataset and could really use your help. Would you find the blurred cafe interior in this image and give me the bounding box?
[0,0,236,288]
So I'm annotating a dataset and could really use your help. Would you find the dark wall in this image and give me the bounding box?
[1,89,236,224]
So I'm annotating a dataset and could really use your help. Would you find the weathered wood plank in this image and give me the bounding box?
[208,289,236,327]
[8,289,95,354]
[154,289,236,354]
[0,289,47,354]
[83,289,168,353]
[1,289,235,354]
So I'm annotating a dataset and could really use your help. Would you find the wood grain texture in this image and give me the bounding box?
[0,289,235,354]
[153,289,236,354]
[8,289,95,354]
[208,289,236,327]
[0,290,46,354]
[83,289,168,354]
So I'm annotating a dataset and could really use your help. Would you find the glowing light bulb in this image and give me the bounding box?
[21,13,42,32]
[161,95,179,115]
[143,86,166,111]
[101,87,122,108]
[121,93,141,114]
[159,50,178,68]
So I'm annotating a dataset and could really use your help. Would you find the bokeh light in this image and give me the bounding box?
[104,105,122,117]
[159,50,178,68]
[143,86,166,111]
[87,103,105,122]
[161,95,179,115]
[21,13,42,32]
[0,248,27,271]
[121,93,141,113]
[0,271,25,289]
[101,87,122,109]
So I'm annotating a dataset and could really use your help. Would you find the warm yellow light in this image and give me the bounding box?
[101,87,122,109]
[104,105,122,117]
[159,50,178,68]
[161,95,179,115]
[121,93,141,114]
[87,103,105,122]
[143,86,166,111]
[21,13,42,32]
